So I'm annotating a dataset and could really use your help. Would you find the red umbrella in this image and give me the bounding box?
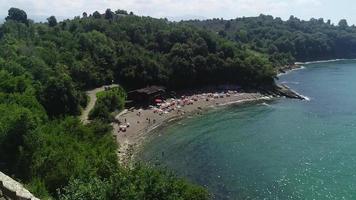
[155,99,163,103]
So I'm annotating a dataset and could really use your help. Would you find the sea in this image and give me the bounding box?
[139,60,356,199]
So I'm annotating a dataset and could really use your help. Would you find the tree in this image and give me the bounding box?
[59,167,210,200]
[5,8,28,24]
[108,166,210,200]
[0,104,41,177]
[115,9,128,15]
[82,12,88,18]
[0,70,32,93]
[24,117,118,194]
[338,19,348,28]
[38,75,82,117]
[225,21,231,30]
[59,178,110,200]
[105,9,114,20]
[218,30,227,37]
[47,16,57,27]
[88,103,112,122]
[93,11,101,19]
[221,44,235,59]
[88,87,126,122]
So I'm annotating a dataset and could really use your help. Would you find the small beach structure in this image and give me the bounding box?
[128,86,166,106]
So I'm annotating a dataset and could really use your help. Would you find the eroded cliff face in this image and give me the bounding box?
[0,172,39,200]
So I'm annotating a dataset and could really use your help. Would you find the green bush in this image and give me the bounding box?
[89,87,126,122]
[0,104,43,177]
[24,117,118,195]
[59,178,110,200]
[96,87,126,111]
[26,178,52,200]
[59,166,210,200]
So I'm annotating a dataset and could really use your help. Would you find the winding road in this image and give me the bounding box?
[80,84,119,124]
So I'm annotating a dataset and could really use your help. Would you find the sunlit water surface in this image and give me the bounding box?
[139,60,356,199]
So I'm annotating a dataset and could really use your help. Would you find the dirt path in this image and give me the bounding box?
[80,84,119,124]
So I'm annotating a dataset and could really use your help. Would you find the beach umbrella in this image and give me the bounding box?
[155,99,163,103]
[119,125,127,132]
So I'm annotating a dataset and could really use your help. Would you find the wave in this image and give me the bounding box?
[280,81,300,85]
[260,102,271,107]
[298,94,310,101]
[217,96,273,107]
[296,58,356,65]
[281,58,356,77]
[277,66,305,77]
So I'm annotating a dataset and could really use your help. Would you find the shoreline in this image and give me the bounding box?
[296,58,356,65]
[277,65,305,77]
[133,95,276,162]
[114,63,311,166]
[278,58,356,77]
[114,92,278,166]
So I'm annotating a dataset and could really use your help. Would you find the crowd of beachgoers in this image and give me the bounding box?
[117,90,242,132]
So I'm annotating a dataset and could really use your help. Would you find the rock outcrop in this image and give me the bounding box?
[260,83,306,100]
[0,172,39,200]
[273,84,306,100]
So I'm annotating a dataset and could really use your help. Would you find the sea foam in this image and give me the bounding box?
[277,66,306,77]
[298,58,356,65]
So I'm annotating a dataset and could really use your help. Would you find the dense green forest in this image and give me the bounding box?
[0,8,276,94]
[2,6,356,199]
[0,9,279,198]
[0,8,222,199]
[183,15,356,66]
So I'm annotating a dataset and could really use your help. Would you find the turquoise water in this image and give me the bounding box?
[139,60,356,199]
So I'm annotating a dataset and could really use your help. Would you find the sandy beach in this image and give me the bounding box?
[114,91,275,165]
[79,82,304,166]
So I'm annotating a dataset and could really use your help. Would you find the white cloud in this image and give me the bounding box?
[2,0,356,25]
[296,0,321,6]
[0,0,317,17]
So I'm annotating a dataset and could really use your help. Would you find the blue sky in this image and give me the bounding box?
[0,0,356,24]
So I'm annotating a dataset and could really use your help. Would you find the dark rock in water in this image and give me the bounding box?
[279,68,286,74]
[273,84,305,100]
[258,84,305,100]
[278,64,301,75]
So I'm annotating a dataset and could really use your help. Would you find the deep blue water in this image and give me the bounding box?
[139,60,356,199]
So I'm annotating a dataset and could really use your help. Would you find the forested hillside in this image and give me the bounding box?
[183,15,356,66]
[1,8,276,94]
[3,6,356,200]
[0,8,231,199]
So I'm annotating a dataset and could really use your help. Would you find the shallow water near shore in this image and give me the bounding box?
[138,60,356,199]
